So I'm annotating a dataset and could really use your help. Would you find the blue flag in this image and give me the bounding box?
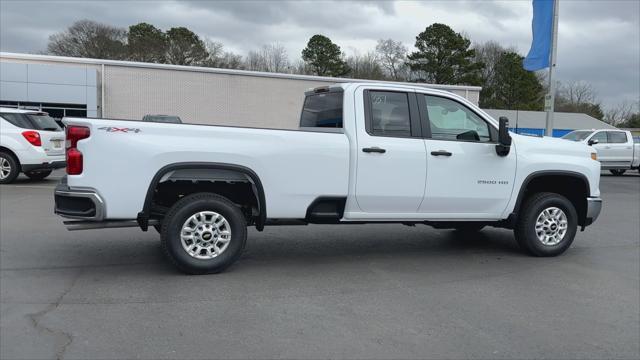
[524,0,555,71]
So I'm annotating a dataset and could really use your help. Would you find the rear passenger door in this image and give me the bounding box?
[354,89,427,216]
[606,131,632,166]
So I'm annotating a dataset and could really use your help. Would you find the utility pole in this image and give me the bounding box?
[544,0,560,137]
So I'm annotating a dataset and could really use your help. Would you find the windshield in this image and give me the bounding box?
[562,130,593,141]
[0,112,62,131]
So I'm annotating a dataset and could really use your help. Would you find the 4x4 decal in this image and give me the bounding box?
[98,127,141,133]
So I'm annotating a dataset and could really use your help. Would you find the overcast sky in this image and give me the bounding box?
[1,0,638,109]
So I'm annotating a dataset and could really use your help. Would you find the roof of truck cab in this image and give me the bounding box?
[333,82,467,97]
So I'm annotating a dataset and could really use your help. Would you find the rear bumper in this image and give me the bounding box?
[584,197,602,227]
[22,160,66,172]
[54,179,105,221]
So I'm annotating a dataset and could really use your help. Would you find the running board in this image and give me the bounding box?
[63,219,159,231]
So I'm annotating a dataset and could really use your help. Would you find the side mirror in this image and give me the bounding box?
[588,139,599,146]
[496,116,512,156]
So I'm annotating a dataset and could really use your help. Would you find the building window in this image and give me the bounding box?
[0,101,87,120]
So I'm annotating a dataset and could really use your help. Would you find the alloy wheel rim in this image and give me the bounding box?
[180,211,232,259]
[0,157,11,180]
[535,206,568,246]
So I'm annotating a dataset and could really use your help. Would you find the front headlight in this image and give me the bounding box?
[591,152,598,160]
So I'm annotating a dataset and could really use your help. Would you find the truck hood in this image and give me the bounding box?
[511,133,594,157]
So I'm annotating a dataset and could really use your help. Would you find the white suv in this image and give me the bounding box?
[0,107,66,183]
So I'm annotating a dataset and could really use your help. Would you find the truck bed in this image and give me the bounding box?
[63,118,350,219]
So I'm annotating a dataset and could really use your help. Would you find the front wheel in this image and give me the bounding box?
[161,192,247,274]
[515,192,578,257]
[610,169,626,176]
[25,170,52,181]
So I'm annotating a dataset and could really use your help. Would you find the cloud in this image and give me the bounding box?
[0,0,638,108]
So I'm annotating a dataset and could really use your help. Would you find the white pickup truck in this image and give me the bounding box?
[562,129,640,175]
[55,83,602,274]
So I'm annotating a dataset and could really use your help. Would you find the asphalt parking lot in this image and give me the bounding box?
[1,170,638,359]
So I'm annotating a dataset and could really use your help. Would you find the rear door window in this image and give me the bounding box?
[608,131,628,143]
[367,91,412,137]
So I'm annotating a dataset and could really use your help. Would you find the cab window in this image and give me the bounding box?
[300,91,343,128]
[590,132,608,143]
[368,91,412,137]
[608,131,628,143]
[423,95,493,142]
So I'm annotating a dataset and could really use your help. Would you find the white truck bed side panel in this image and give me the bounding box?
[64,119,350,219]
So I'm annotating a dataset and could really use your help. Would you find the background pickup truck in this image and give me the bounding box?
[55,83,602,274]
[562,129,640,175]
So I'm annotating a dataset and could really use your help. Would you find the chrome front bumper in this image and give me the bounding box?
[585,197,602,226]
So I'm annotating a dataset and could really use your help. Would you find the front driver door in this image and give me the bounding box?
[418,94,517,218]
[588,131,610,165]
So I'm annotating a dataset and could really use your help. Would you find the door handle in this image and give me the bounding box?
[362,147,386,154]
[430,150,452,157]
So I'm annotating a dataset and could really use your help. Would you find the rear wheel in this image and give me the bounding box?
[25,170,52,181]
[515,192,577,257]
[161,192,247,274]
[0,152,19,184]
[610,169,626,176]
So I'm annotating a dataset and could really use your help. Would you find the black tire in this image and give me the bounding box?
[452,223,486,233]
[25,169,52,181]
[515,192,578,257]
[610,169,626,176]
[0,151,20,184]
[161,192,247,274]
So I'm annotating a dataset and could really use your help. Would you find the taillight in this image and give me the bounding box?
[66,126,90,149]
[22,131,41,146]
[65,126,90,175]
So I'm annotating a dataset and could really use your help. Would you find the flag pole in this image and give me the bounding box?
[545,0,560,137]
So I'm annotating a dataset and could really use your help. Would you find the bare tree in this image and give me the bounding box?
[261,43,289,73]
[243,43,290,73]
[244,50,265,71]
[605,100,639,126]
[47,20,128,59]
[204,39,225,64]
[346,51,385,80]
[375,39,407,80]
[559,81,598,106]
[555,80,604,119]
[219,52,244,70]
[203,40,245,69]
